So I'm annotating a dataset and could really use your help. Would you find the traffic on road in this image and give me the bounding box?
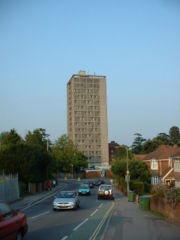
[4,179,180,240]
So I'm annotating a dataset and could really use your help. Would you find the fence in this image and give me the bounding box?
[0,171,20,202]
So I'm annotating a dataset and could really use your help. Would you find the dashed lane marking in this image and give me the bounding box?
[73,218,89,231]
[98,203,103,209]
[60,236,68,240]
[31,211,50,219]
[90,208,99,217]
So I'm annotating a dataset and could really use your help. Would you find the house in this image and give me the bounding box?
[137,145,180,186]
[172,150,180,188]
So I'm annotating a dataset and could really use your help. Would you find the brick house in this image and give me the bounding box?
[136,145,180,186]
[172,150,180,188]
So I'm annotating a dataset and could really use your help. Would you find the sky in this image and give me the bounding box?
[0,0,180,146]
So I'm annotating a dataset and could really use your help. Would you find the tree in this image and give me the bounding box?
[0,128,54,183]
[142,139,158,153]
[129,160,151,183]
[114,145,133,161]
[25,128,50,150]
[52,135,88,173]
[0,129,23,151]
[169,126,180,145]
[132,133,146,154]
[112,158,151,193]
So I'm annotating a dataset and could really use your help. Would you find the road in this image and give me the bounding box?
[13,180,180,240]
[21,180,114,240]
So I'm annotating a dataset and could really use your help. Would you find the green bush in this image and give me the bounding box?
[144,182,152,193]
[152,185,180,207]
[130,180,144,195]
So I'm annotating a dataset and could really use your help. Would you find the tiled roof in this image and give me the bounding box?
[134,154,147,160]
[143,145,180,160]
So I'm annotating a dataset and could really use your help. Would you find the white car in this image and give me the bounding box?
[98,184,114,200]
[53,191,80,210]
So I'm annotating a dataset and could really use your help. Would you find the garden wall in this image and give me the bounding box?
[150,198,180,224]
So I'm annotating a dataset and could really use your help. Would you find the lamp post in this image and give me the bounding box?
[71,164,74,179]
[45,134,50,180]
[126,147,130,196]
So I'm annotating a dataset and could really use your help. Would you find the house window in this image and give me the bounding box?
[174,159,180,172]
[151,159,158,170]
[151,176,160,185]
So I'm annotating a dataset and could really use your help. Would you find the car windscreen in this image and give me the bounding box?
[99,185,111,191]
[80,184,89,189]
[57,192,75,198]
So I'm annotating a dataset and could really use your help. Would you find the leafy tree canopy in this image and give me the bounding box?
[0,129,23,150]
[52,135,87,173]
[25,128,50,150]
[112,158,151,184]
[131,133,146,154]
[169,126,180,145]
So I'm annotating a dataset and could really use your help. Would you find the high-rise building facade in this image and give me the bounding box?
[67,71,109,168]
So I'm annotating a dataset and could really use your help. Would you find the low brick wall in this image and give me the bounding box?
[150,198,180,224]
[105,169,112,178]
[85,170,101,178]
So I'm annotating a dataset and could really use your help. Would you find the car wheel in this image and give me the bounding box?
[16,232,23,240]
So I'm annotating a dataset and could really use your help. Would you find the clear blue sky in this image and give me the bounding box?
[0,0,180,146]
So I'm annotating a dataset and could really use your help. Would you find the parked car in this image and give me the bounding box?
[0,201,28,240]
[88,181,94,188]
[53,191,80,210]
[78,184,91,195]
[97,184,114,200]
[94,179,105,186]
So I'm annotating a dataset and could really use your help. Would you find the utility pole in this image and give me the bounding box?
[126,147,130,196]
[46,134,50,180]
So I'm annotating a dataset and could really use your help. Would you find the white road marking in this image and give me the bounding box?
[60,236,68,240]
[73,218,89,231]
[31,211,50,219]
[98,203,103,209]
[90,208,99,217]
[89,202,115,240]
[23,186,66,211]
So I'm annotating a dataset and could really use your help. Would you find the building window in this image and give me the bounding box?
[174,159,180,172]
[151,159,158,170]
[151,176,160,185]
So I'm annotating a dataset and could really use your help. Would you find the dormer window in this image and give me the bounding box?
[151,159,158,170]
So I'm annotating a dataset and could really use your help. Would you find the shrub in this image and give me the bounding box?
[152,185,180,207]
[130,180,144,195]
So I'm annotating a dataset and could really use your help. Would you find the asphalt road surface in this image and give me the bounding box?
[14,180,180,240]
[22,180,114,240]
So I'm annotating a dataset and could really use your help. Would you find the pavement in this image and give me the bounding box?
[10,180,69,211]
[101,190,180,240]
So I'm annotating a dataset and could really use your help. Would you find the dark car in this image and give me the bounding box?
[97,184,114,200]
[0,201,28,240]
[94,179,105,186]
[88,181,94,188]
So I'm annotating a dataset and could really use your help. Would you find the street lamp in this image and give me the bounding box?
[46,134,50,152]
[126,147,130,196]
[45,134,50,180]
[71,164,74,179]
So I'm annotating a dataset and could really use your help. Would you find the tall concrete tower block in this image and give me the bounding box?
[67,71,109,168]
